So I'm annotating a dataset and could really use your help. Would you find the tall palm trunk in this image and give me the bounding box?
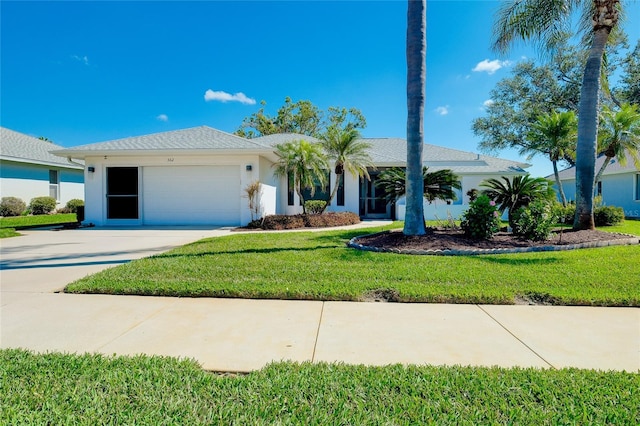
[321,171,342,213]
[574,27,611,230]
[404,0,427,235]
[552,160,567,207]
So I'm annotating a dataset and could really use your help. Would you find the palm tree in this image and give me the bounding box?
[404,0,427,235]
[319,127,374,212]
[272,139,329,214]
[376,167,462,204]
[595,103,640,182]
[481,175,556,228]
[493,0,624,230]
[523,110,577,206]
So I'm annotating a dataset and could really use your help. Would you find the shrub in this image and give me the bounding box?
[460,195,501,240]
[0,197,26,217]
[304,200,327,214]
[512,200,558,241]
[65,199,84,214]
[552,202,575,225]
[594,206,624,226]
[29,196,57,215]
[247,212,360,230]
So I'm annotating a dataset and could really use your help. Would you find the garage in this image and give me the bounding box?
[142,165,241,225]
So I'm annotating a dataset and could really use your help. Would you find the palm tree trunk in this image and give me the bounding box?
[574,27,610,230]
[404,0,427,236]
[552,160,567,207]
[594,155,613,184]
[295,177,307,214]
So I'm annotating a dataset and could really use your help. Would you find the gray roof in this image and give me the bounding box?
[0,127,83,169]
[555,150,640,180]
[364,138,530,174]
[50,126,529,175]
[53,126,273,157]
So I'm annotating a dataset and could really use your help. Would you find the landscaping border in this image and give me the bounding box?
[347,231,640,256]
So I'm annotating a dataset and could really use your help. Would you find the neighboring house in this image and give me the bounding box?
[53,126,529,226]
[555,152,640,218]
[0,127,84,208]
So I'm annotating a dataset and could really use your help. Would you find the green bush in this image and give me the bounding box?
[304,200,327,214]
[552,203,575,225]
[0,197,26,217]
[594,206,624,226]
[512,200,558,241]
[461,195,501,240]
[29,196,57,215]
[65,199,84,214]
[247,212,360,230]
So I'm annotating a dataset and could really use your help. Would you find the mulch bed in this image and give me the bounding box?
[355,228,637,251]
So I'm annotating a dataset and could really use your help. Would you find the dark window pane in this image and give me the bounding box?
[337,174,345,206]
[287,172,294,206]
[107,197,138,219]
[49,170,58,184]
[107,167,138,196]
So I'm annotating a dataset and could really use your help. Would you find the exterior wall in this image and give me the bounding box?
[82,154,272,226]
[0,160,84,207]
[559,173,640,218]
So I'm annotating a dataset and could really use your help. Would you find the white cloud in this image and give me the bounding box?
[72,55,89,66]
[435,106,449,116]
[204,89,256,105]
[156,114,169,122]
[472,59,511,75]
[483,99,495,107]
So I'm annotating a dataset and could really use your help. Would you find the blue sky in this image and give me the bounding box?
[2,0,639,178]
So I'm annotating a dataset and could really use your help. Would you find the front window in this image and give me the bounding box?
[49,170,59,201]
[302,171,330,203]
[596,181,602,197]
[636,174,640,201]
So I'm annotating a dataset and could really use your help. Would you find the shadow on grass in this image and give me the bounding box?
[153,245,337,259]
[472,255,563,266]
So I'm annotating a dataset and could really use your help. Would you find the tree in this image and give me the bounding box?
[236,97,323,138]
[492,0,625,230]
[595,103,640,182]
[522,110,578,206]
[473,57,581,165]
[481,175,556,228]
[272,139,329,214]
[376,167,462,204]
[615,40,640,105]
[319,127,373,212]
[38,136,54,143]
[404,0,427,236]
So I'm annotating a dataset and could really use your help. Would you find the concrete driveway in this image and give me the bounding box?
[1,224,639,372]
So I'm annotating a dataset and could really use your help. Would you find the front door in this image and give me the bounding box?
[360,171,390,219]
[106,167,139,220]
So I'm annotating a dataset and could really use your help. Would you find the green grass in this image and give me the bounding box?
[65,221,640,306]
[1,349,637,425]
[0,228,21,238]
[0,213,76,229]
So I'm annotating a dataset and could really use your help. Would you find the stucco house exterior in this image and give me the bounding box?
[0,127,84,208]
[555,152,640,219]
[53,125,529,226]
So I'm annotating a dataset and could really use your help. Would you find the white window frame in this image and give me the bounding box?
[49,169,60,201]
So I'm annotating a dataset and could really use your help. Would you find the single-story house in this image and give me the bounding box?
[555,152,640,218]
[52,125,529,226]
[0,127,84,208]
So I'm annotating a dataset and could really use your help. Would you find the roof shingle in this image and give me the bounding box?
[0,127,83,169]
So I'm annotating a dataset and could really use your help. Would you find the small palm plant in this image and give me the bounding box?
[481,175,555,228]
[596,103,640,182]
[273,139,329,214]
[376,167,461,204]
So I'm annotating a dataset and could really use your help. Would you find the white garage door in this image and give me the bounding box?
[142,166,241,225]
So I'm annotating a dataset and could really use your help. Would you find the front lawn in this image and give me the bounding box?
[2,349,637,425]
[0,213,77,229]
[65,221,640,306]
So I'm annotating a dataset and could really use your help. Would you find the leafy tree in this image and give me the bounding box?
[492,0,627,230]
[595,103,640,182]
[404,0,427,236]
[319,127,373,212]
[473,58,580,165]
[376,167,462,204]
[272,139,329,214]
[38,136,54,143]
[236,97,323,138]
[481,175,555,228]
[522,110,578,206]
[615,40,640,105]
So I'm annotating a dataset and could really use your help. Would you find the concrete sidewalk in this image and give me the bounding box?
[1,224,638,372]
